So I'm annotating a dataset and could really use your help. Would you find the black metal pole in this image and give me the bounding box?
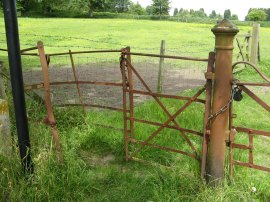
[3,0,33,174]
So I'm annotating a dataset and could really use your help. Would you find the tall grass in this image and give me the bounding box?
[1,84,270,201]
[0,18,270,201]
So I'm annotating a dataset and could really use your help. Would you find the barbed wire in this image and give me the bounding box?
[0,41,211,55]
[0,32,213,51]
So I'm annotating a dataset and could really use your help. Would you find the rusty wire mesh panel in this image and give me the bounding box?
[47,52,123,109]
[22,55,45,100]
[129,53,208,96]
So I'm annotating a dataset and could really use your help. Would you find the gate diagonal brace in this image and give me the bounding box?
[123,57,200,159]
[239,85,270,113]
[128,86,205,160]
[121,54,205,159]
[124,57,198,154]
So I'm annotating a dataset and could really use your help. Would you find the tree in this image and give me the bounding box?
[39,0,68,14]
[209,10,217,18]
[224,9,231,19]
[12,0,40,15]
[146,5,154,15]
[178,9,191,21]
[114,0,132,13]
[230,14,238,20]
[129,2,146,15]
[246,9,267,21]
[263,8,270,21]
[192,9,207,18]
[173,8,178,16]
[151,0,170,19]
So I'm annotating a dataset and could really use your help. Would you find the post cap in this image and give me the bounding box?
[212,19,239,35]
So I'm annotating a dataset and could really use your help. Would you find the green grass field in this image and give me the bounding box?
[0,18,270,201]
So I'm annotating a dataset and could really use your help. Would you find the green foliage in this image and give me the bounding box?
[192,9,207,18]
[16,0,37,13]
[173,8,178,16]
[247,9,267,21]
[264,8,270,21]
[146,5,154,15]
[129,2,146,15]
[209,10,217,19]
[231,14,239,20]
[224,9,231,19]
[246,8,270,21]
[151,0,170,18]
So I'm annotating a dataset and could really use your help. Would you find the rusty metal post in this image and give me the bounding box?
[69,50,86,114]
[206,19,239,184]
[201,52,215,178]
[120,49,129,161]
[37,41,63,162]
[126,47,135,140]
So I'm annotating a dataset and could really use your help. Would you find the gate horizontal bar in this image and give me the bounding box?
[20,46,38,53]
[25,81,123,90]
[131,139,198,160]
[48,50,122,57]
[1,48,38,56]
[125,89,205,104]
[131,117,203,137]
[236,82,270,87]
[50,81,123,87]
[124,52,209,62]
[235,126,270,138]
[231,143,251,150]
[233,160,270,172]
[56,103,126,112]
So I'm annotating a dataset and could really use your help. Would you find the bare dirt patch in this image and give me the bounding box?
[23,63,205,108]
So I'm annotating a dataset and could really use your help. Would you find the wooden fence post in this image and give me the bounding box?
[250,23,260,64]
[206,19,239,185]
[245,31,251,61]
[157,40,165,93]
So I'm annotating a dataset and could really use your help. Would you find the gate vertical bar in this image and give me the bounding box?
[201,52,215,178]
[69,50,86,114]
[228,102,235,177]
[126,47,135,140]
[206,20,239,184]
[3,0,33,173]
[249,131,254,165]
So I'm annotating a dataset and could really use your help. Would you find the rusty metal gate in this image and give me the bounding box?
[13,44,215,169]
[119,48,215,171]
[228,61,270,175]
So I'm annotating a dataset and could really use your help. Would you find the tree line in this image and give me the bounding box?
[0,0,269,22]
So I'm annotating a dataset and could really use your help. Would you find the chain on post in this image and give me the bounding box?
[206,80,239,130]
[120,49,129,86]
